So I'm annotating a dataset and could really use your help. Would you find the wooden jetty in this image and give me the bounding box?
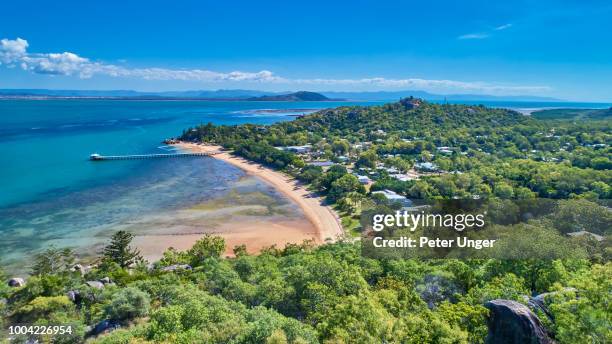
[90,152,217,161]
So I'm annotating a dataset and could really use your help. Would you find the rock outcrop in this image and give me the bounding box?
[86,281,105,289]
[161,264,192,272]
[88,319,120,336]
[70,264,93,275]
[528,288,577,323]
[8,277,25,287]
[400,97,422,109]
[485,299,554,344]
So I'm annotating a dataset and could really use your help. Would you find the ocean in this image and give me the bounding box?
[0,99,609,271]
[0,100,374,271]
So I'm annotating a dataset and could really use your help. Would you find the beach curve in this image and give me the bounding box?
[174,142,345,245]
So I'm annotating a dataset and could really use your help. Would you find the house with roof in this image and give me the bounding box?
[284,145,312,154]
[308,161,334,167]
[414,162,439,172]
[436,146,454,155]
[357,175,371,184]
[372,189,412,206]
[389,173,415,182]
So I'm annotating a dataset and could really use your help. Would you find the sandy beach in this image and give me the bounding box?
[129,142,344,260]
[131,215,320,260]
[175,142,344,240]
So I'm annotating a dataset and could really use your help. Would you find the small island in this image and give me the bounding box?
[247,91,338,101]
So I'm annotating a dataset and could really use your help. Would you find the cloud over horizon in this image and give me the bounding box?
[0,37,549,95]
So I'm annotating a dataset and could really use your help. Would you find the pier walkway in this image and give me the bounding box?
[90,152,218,161]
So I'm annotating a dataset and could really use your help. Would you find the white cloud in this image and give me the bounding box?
[458,24,513,40]
[0,37,550,95]
[20,52,90,76]
[494,23,513,31]
[458,33,490,40]
[0,37,28,64]
[0,38,281,83]
[99,67,282,82]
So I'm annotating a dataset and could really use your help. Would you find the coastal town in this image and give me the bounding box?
[273,139,444,206]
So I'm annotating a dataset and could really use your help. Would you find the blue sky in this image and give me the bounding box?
[1,0,611,101]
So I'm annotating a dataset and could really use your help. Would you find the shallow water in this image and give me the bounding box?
[0,100,375,272]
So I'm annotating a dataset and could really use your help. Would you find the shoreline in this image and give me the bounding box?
[174,142,344,245]
[133,217,319,262]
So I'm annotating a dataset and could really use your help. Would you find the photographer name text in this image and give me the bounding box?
[372,236,496,249]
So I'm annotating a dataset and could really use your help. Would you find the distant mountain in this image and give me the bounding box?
[0,88,561,102]
[442,93,562,102]
[247,91,333,101]
[320,90,561,102]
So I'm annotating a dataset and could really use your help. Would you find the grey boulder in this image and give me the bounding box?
[8,277,25,287]
[86,281,105,289]
[88,319,120,336]
[161,264,192,272]
[485,299,554,344]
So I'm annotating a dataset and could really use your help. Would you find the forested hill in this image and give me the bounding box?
[285,97,529,134]
[182,98,535,146]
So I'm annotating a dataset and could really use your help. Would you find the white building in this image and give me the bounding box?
[357,175,371,184]
[384,167,400,174]
[278,145,312,154]
[436,147,453,155]
[414,162,439,172]
[372,189,412,206]
[389,173,414,182]
[308,161,334,167]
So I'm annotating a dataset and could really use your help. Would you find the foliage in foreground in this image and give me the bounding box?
[1,100,609,343]
[1,235,610,343]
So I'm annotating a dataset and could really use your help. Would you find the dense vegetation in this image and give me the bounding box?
[1,99,609,343]
[182,99,611,200]
[1,234,610,343]
[532,107,612,120]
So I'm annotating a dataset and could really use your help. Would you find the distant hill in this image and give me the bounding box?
[0,89,273,99]
[247,91,333,101]
[320,90,562,102]
[0,88,563,102]
[531,108,612,120]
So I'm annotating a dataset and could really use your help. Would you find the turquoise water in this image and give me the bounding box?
[0,100,372,207]
[0,100,376,270]
[0,99,608,270]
